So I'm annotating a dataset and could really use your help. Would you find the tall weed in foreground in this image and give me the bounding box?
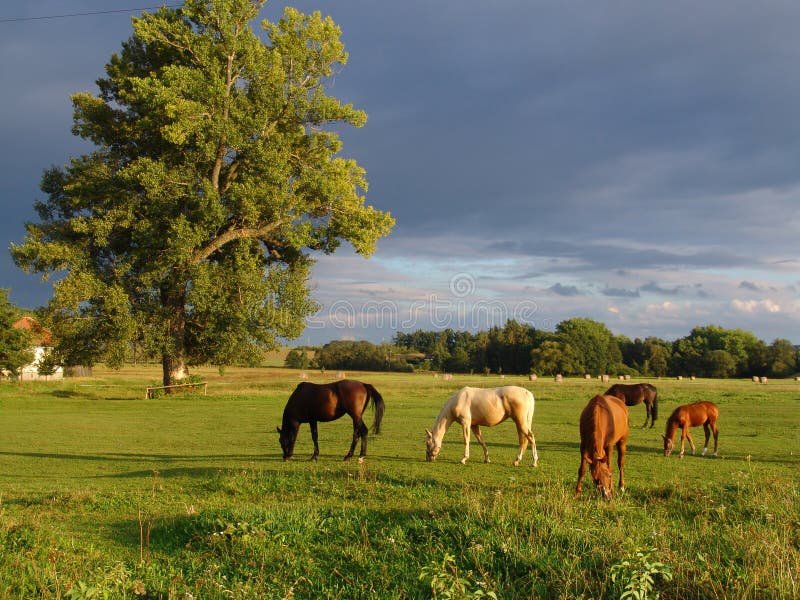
[610,548,673,600]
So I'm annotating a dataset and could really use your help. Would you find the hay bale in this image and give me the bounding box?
[529,374,538,381]
[760,376,768,384]
[554,374,563,383]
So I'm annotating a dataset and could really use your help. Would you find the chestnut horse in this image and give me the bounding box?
[604,383,658,428]
[277,380,385,462]
[425,386,538,466]
[576,394,629,500]
[663,401,719,458]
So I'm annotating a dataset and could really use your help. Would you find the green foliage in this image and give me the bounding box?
[0,289,33,374]
[11,1,393,386]
[314,340,412,372]
[556,317,622,375]
[610,548,673,600]
[284,348,310,369]
[419,553,498,599]
[766,338,797,377]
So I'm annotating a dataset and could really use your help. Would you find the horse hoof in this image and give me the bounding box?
[357,456,365,464]
[460,458,468,465]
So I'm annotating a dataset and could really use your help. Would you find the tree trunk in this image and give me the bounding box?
[161,281,189,389]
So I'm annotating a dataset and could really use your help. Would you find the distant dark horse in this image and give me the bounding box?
[277,380,385,462]
[605,383,658,428]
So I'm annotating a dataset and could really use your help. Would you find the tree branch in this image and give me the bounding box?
[191,222,283,265]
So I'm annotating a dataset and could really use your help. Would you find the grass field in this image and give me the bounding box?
[0,367,798,599]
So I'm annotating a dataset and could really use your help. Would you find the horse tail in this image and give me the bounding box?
[651,388,659,422]
[526,389,535,429]
[364,384,385,435]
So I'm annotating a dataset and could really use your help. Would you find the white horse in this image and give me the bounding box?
[425,386,539,466]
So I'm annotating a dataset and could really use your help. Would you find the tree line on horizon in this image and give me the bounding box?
[288,318,799,378]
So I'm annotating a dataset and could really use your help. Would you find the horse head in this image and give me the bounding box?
[277,425,298,460]
[589,454,613,500]
[425,429,441,462]
[662,434,674,457]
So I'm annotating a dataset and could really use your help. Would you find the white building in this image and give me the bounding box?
[13,316,64,381]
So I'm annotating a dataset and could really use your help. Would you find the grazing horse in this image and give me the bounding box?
[277,379,385,462]
[425,386,538,466]
[576,394,629,500]
[604,383,659,428]
[663,401,719,458]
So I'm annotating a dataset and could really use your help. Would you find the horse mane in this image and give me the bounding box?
[580,396,609,461]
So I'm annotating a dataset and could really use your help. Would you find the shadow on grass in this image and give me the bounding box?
[0,450,280,463]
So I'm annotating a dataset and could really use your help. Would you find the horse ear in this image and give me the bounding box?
[425,429,432,438]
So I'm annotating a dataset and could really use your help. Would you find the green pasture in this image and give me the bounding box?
[0,368,798,599]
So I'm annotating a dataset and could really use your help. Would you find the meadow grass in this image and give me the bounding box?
[0,368,798,599]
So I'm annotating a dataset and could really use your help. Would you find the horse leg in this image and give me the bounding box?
[356,420,369,463]
[681,427,695,458]
[701,422,711,456]
[528,431,539,467]
[471,424,490,463]
[512,421,530,466]
[576,457,588,497]
[642,401,651,428]
[616,440,626,492]
[309,421,319,461]
[711,421,719,457]
[460,418,471,464]
[344,417,361,461]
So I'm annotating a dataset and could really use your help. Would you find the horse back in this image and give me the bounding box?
[285,381,345,423]
[668,401,718,428]
[580,395,628,457]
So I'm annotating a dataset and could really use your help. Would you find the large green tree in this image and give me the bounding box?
[12,1,393,386]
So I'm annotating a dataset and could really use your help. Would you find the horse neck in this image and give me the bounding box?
[664,418,679,440]
[430,407,453,446]
[281,405,301,430]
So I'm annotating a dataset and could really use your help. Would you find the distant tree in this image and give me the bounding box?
[645,340,671,377]
[314,340,411,372]
[284,348,310,370]
[556,318,620,375]
[530,340,580,376]
[766,338,797,377]
[0,290,34,376]
[703,349,737,378]
[12,2,393,388]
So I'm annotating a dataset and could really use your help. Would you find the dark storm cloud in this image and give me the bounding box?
[640,282,684,296]
[548,283,582,297]
[739,281,762,292]
[1,1,798,343]
[602,288,640,299]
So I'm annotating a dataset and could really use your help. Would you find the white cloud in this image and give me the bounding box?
[731,299,782,314]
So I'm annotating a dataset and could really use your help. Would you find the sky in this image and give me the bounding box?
[1,1,798,346]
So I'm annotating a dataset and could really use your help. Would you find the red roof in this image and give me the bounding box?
[13,316,53,346]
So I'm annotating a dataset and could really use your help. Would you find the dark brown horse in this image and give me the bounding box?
[277,380,385,462]
[605,383,659,428]
[663,401,719,458]
[576,394,629,501]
